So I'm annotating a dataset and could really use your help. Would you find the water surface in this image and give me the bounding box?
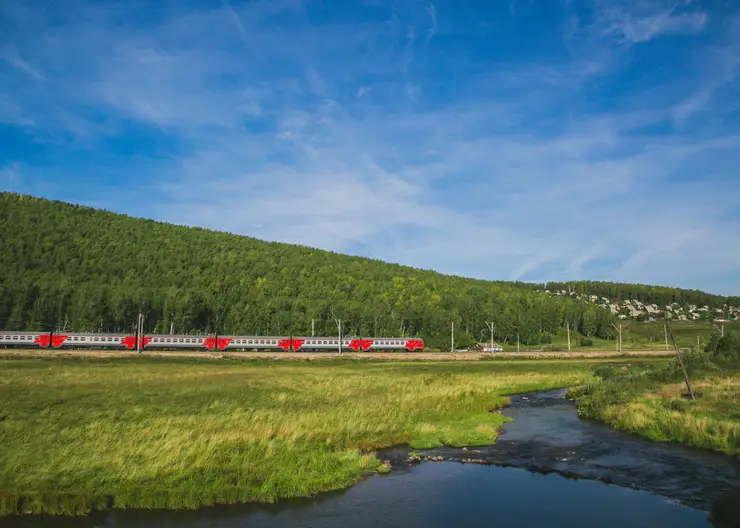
[7,463,712,528]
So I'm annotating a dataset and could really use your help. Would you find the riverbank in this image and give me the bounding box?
[569,357,740,458]
[0,356,664,516]
[379,387,740,516]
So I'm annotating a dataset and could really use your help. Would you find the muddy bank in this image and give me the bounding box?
[379,388,740,514]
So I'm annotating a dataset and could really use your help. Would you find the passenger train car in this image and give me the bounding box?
[0,331,425,352]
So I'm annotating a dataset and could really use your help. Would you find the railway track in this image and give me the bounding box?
[0,349,674,360]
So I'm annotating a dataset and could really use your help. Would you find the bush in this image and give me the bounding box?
[706,330,740,363]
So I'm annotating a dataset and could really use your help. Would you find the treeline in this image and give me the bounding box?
[544,281,739,309]
[0,192,708,350]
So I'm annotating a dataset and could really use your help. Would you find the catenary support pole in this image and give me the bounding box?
[485,321,494,354]
[136,312,143,354]
[336,318,342,355]
[611,323,622,354]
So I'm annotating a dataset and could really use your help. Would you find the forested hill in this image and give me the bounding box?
[0,192,726,349]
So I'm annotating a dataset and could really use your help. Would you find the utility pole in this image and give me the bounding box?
[311,318,315,337]
[664,323,669,351]
[666,322,695,400]
[451,321,455,353]
[713,323,724,337]
[484,321,495,354]
[517,332,520,352]
[566,321,571,352]
[611,323,622,354]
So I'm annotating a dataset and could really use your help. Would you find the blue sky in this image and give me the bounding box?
[2,0,740,295]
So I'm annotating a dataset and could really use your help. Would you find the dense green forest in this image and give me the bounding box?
[545,281,739,308]
[0,192,729,350]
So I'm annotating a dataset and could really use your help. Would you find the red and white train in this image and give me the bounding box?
[0,331,424,352]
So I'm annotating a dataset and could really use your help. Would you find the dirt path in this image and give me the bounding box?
[0,349,673,360]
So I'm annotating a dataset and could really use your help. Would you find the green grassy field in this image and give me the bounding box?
[498,321,740,352]
[0,355,664,516]
[570,359,740,458]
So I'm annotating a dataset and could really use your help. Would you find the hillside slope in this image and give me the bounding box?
[0,192,724,349]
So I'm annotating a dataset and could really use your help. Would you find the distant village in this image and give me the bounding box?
[542,290,740,323]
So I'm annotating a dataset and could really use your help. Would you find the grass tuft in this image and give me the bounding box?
[570,354,740,457]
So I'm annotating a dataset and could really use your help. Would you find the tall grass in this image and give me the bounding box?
[570,353,740,457]
[0,356,635,516]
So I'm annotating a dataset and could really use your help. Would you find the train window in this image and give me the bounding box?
[12,336,18,340]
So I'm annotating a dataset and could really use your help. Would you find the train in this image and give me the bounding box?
[0,330,425,352]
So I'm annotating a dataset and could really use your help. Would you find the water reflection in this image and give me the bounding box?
[6,463,712,528]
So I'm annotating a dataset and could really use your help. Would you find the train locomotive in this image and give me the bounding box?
[0,331,425,352]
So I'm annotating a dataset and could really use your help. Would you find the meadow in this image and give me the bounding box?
[0,355,658,516]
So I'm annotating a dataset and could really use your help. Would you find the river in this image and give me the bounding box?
[6,389,740,527]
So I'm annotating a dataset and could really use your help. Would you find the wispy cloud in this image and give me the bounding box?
[1,0,740,294]
[425,4,437,40]
[587,0,709,45]
[0,45,46,81]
